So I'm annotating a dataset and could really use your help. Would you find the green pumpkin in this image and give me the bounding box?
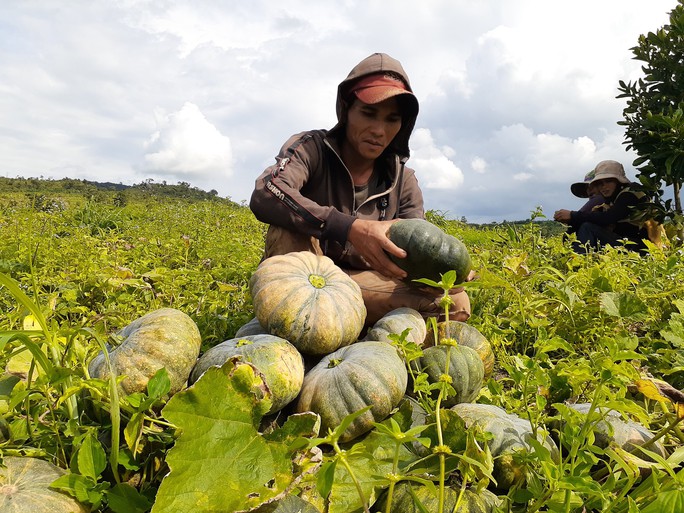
[249,252,366,355]
[295,341,408,442]
[0,457,87,512]
[88,308,201,396]
[374,481,501,513]
[451,403,559,490]
[363,307,427,346]
[567,403,668,460]
[424,321,495,378]
[189,334,305,413]
[414,345,484,406]
[387,218,471,283]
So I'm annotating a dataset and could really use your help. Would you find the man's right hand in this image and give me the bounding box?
[347,219,407,279]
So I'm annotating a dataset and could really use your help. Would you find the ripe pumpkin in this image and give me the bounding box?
[424,321,495,378]
[567,403,668,460]
[234,317,269,337]
[88,308,201,396]
[414,345,484,406]
[451,403,559,490]
[189,334,304,413]
[374,481,501,513]
[387,218,471,284]
[0,456,87,512]
[363,307,427,346]
[295,341,408,442]
[249,252,366,355]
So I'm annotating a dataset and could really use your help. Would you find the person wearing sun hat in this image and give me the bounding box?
[250,52,472,324]
[570,169,606,214]
[554,160,650,253]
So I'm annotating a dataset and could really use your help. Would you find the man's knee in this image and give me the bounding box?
[263,225,323,259]
[347,269,471,325]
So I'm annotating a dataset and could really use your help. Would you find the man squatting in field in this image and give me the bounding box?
[250,52,471,325]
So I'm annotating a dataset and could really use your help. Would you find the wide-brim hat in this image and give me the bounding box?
[571,160,630,198]
[570,170,596,198]
[588,160,630,186]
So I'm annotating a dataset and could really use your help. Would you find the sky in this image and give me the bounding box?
[0,0,677,223]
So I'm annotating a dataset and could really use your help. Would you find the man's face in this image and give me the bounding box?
[344,97,402,162]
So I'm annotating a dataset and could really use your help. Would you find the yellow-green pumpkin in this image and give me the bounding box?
[249,252,366,355]
[363,307,427,346]
[0,457,87,512]
[295,341,408,442]
[88,308,201,396]
[451,403,559,490]
[567,403,668,460]
[189,334,304,413]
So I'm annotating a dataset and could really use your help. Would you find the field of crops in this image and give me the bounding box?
[1,185,683,512]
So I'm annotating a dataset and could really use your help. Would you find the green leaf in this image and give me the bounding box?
[105,483,153,513]
[640,488,684,513]
[599,292,648,320]
[316,460,337,501]
[77,430,107,481]
[326,418,416,513]
[152,358,316,513]
[124,412,144,454]
[50,473,105,508]
[661,316,684,348]
[147,367,171,399]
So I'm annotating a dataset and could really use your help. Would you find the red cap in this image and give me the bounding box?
[349,73,413,104]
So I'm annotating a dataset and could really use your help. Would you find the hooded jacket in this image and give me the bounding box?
[249,53,424,268]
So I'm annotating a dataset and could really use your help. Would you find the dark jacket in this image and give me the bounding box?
[570,183,649,245]
[250,53,424,268]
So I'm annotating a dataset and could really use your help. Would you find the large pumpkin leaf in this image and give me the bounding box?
[152,358,319,513]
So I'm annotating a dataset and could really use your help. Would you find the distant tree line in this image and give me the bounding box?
[0,177,237,205]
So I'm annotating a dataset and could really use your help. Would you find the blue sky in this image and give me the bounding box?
[0,0,676,222]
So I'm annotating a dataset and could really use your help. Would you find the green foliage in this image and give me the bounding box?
[1,181,684,512]
[152,359,319,512]
[617,0,684,236]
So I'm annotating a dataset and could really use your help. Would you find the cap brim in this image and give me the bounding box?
[354,87,414,105]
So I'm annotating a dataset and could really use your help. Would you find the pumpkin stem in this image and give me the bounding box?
[327,358,342,368]
[308,274,326,288]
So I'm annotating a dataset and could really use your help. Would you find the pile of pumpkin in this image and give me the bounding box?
[3,220,668,511]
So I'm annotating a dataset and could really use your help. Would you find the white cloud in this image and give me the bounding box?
[471,157,487,173]
[0,0,675,220]
[411,128,465,190]
[142,102,232,179]
[513,172,533,182]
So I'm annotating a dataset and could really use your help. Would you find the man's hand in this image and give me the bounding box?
[554,209,572,223]
[348,219,407,279]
